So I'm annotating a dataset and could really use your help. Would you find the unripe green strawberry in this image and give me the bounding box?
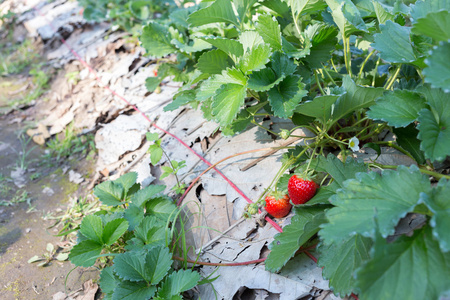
[287,175,318,205]
[264,192,292,218]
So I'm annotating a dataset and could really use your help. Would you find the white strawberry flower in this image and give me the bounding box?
[348,136,360,152]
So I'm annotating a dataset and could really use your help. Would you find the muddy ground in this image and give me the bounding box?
[0,113,99,299]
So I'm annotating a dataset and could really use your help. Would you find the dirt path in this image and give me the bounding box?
[0,114,98,299]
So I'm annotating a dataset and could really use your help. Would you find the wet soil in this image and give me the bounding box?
[0,113,98,299]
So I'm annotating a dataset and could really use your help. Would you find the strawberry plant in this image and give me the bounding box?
[68,172,202,299]
[76,0,450,298]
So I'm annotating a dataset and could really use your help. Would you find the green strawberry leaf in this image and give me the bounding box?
[145,196,178,222]
[265,206,327,272]
[410,0,450,21]
[102,218,129,246]
[100,266,118,295]
[130,184,166,208]
[421,179,450,252]
[423,41,450,92]
[416,86,450,162]
[212,83,247,127]
[144,246,173,285]
[115,172,138,194]
[238,43,272,74]
[412,11,450,42]
[69,240,103,267]
[201,37,244,62]
[318,234,372,297]
[94,181,124,207]
[80,215,103,244]
[157,269,201,298]
[271,51,297,78]
[372,0,394,24]
[141,22,176,58]
[248,68,285,92]
[371,21,417,63]
[170,38,212,54]
[259,0,290,17]
[325,0,367,38]
[331,76,384,125]
[305,154,368,206]
[239,31,264,53]
[187,0,239,27]
[255,14,282,51]
[393,125,426,165]
[287,0,327,16]
[164,90,197,112]
[320,165,431,245]
[197,50,233,75]
[233,0,258,23]
[316,154,368,189]
[295,95,338,124]
[197,67,247,102]
[112,281,156,300]
[221,109,253,136]
[367,90,427,127]
[268,75,307,119]
[355,226,450,300]
[124,204,144,231]
[304,24,338,69]
[134,216,166,246]
[114,251,147,282]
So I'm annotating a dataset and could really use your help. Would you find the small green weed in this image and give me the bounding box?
[0,39,40,76]
[146,132,187,194]
[65,71,80,87]
[28,243,69,267]
[15,131,37,170]
[49,195,102,239]
[0,173,12,198]
[45,123,96,162]
[29,172,41,181]
[0,190,31,207]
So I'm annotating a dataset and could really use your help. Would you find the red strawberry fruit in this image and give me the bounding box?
[288,175,318,205]
[264,192,292,218]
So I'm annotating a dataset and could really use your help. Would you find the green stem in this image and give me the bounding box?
[385,65,401,90]
[321,63,337,85]
[323,132,347,145]
[358,123,387,141]
[373,141,415,162]
[161,147,182,188]
[292,11,304,43]
[358,49,375,80]
[251,120,279,136]
[314,70,326,95]
[248,89,260,101]
[370,163,450,180]
[330,58,338,73]
[305,142,319,173]
[343,37,352,77]
[372,58,381,87]
[351,116,369,128]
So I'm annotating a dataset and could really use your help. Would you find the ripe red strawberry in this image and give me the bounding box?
[264,192,292,218]
[288,175,318,205]
[153,69,158,77]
